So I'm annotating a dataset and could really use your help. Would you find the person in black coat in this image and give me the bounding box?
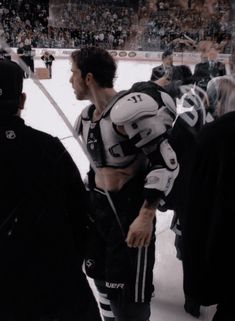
[0,60,102,321]
[41,51,55,78]
[182,75,235,321]
[151,49,193,99]
[193,47,226,91]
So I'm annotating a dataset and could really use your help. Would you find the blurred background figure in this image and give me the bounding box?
[17,41,35,78]
[151,49,175,82]
[151,49,193,99]
[41,51,55,78]
[193,47,226,91]
[207,53,235,118]
[0,47,11,60]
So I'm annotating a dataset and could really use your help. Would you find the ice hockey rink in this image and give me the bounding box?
[21,58,217,321]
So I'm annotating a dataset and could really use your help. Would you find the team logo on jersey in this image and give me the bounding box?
[5,130,16,139]
[85,259,95,269]
[87,132,97,150]
[146,176,160,185]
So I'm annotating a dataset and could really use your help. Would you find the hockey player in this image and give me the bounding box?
[70,46,179,321]
[168,86,208,318]
[41,51,55,78]
[142,59,209,318]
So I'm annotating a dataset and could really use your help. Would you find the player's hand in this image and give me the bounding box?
[154,76,170,87]
[126,208,155,248]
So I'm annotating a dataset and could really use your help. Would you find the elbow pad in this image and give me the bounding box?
[144,165,179,196]
[144,139,179,202]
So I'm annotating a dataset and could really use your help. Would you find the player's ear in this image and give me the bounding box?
[85,72,93,84]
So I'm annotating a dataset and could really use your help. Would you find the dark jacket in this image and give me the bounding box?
[193,60,226,90]
[166,110,203,214]
[151,64,193,99]
[0,116,101,321]
[151,64,192,83]
[182,112,235,306]
[41,54,55,66]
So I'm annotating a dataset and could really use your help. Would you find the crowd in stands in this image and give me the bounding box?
[0,0,232,53]
[48,0,139,49]
[141,0,232,52]
[0,0,48,47]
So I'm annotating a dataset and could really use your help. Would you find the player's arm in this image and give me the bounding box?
[111,91,179,247]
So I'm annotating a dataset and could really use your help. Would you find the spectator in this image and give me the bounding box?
[0,0,231,50]
[0,59,102,321]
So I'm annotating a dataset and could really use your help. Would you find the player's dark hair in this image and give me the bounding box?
[71,46,117,88]
[162,49,173,60]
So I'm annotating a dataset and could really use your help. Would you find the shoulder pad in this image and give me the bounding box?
[110,92,158,125]
[160,91,177,116]
[80,104,93,120]
[74,104,93,134]
[102,90,129,117]
[74,114,82,134]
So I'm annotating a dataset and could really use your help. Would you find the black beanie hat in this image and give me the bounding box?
[0,60,24,114]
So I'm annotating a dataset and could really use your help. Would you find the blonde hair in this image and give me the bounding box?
[216,77,235,117]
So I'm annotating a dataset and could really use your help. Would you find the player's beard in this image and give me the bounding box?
[76,81,89,101]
